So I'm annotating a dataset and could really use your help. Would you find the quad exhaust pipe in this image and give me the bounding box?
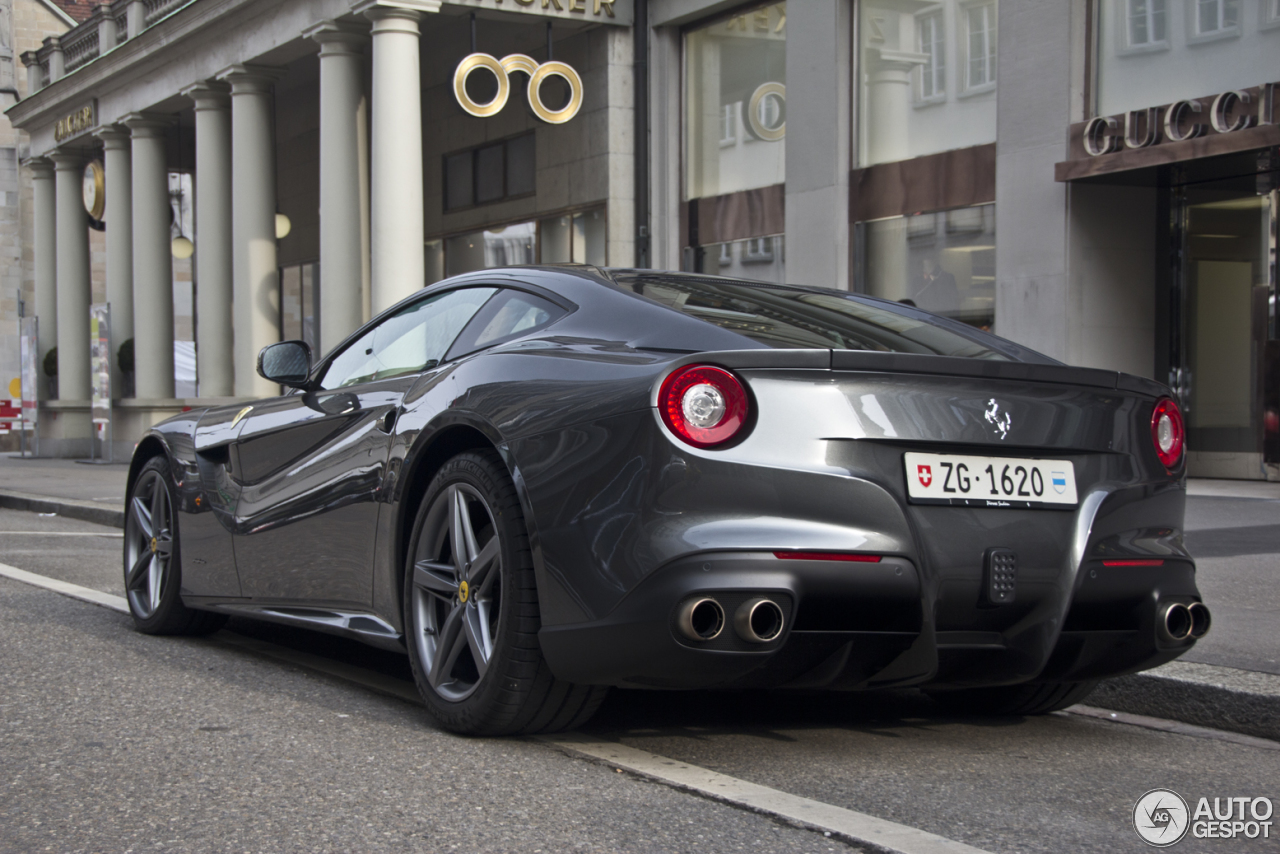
[677,597,725,641]
[735,597,785,643]
[676,596,785,643]
[1157,601,1212,643]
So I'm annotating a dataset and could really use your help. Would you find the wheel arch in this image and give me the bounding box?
[126,433,173,504]
[394,419,546,613]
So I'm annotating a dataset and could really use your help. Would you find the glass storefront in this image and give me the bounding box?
[684,2,787,200]
[1096,0,1280,116]
[280,261,320,355]
[696,235,786,284]
[427,207,607,284]
[857,0,998,167]
[856,204,995,330]
[1171,173,1279,478]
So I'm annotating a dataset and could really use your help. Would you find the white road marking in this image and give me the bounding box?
[0,531,123,537]
[542,733,994,854]
[0,562,423,704]
[0,562,129,613]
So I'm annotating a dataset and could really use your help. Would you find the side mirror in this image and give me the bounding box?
[257,340,312,388]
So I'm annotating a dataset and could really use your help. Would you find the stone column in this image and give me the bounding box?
[124,113,175,400]
[306,21,370,351]
[217,64,283,399]
[359,0,439,313]
[50,149,90,401]
[96,126,134,397]
[45,35,64,82]
[29,157,57,399]
[183,82,234,397]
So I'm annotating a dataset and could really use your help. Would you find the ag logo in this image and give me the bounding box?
[917,465,932,488]
[1133,788,1190,847]
[453,53,583,124]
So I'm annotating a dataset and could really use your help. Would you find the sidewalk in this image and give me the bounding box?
[0,453,128,527]
[3,451,1278,740]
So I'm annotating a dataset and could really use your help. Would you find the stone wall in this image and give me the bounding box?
[0,0,70,450]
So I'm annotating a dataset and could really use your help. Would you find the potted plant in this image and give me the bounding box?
[43,346,57,400]
[118,338,135,398]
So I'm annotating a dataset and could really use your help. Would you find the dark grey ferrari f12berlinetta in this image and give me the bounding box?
[123,267,1209,734]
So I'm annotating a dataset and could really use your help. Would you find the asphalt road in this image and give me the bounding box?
[1,507,1277,854]
[1182,495,1280,675]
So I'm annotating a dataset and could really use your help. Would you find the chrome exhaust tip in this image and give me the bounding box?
[734,597,785,643]
[1158,601,1193,642]
[1188,602,1211,639]
[677,597,725,642]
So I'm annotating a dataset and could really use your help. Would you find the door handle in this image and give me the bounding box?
[378,409,398,434]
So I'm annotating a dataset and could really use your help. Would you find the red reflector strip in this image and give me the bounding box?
[1101,559,1165,567]
[773,551,882,563]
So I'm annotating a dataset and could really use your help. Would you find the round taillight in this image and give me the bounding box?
[659,364,750,448]
[1151,396,1185,470]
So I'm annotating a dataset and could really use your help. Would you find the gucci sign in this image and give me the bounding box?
[454,53,583,125]
[1082,82,1276,157]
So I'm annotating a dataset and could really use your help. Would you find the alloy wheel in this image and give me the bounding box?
[124,470,174,619]
[411,483,503,702]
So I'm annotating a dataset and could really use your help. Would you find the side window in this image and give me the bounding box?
[447,290,567,359]
[320,288,496,389]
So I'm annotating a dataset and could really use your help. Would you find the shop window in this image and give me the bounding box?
[539,208,607,265]
[858,1,997,167]
[1095,0,1267,117]
[917,10,946,103]
[855,204,995,331]
[445,222,537,277]
[962,1,997,92]
[443,133,536,212]
[429,206,605,281]
[696,235,786,284]
[279,261,320,355]
[684,2,787,200]
[1189,0,1239,42]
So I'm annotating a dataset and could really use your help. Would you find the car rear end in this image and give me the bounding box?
[535,272,1205,692]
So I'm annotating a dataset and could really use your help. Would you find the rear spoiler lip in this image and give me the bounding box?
[670,349,1173,398]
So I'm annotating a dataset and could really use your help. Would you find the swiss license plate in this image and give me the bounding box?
[904,452,1078,509]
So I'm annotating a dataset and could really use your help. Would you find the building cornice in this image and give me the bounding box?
[4,0,297,130]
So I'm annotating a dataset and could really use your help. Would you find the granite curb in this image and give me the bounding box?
[0,493,1275,743]
[0,490,125,529]
[1089,660,1280,743]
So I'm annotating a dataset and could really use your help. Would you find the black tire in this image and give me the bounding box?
[404,449,608,735]
[928,680,1098,716]
[123,456,228,636]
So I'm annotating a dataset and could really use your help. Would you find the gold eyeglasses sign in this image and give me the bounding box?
[454,53,584,125]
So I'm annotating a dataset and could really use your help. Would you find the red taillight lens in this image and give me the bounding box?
[1151,396,1185,470]
[659,364,750,448]
[1102,559,1165,567]
[773,551,882,562]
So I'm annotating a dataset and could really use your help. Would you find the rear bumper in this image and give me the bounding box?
[538,549,1202,691]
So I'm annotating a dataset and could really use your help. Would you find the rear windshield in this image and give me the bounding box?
[609,273,1010,360]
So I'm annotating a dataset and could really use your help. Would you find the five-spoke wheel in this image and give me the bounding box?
[125,465,175,619]
[122,456,226,636]
[404,450,608,735]
[411,481,504,701]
